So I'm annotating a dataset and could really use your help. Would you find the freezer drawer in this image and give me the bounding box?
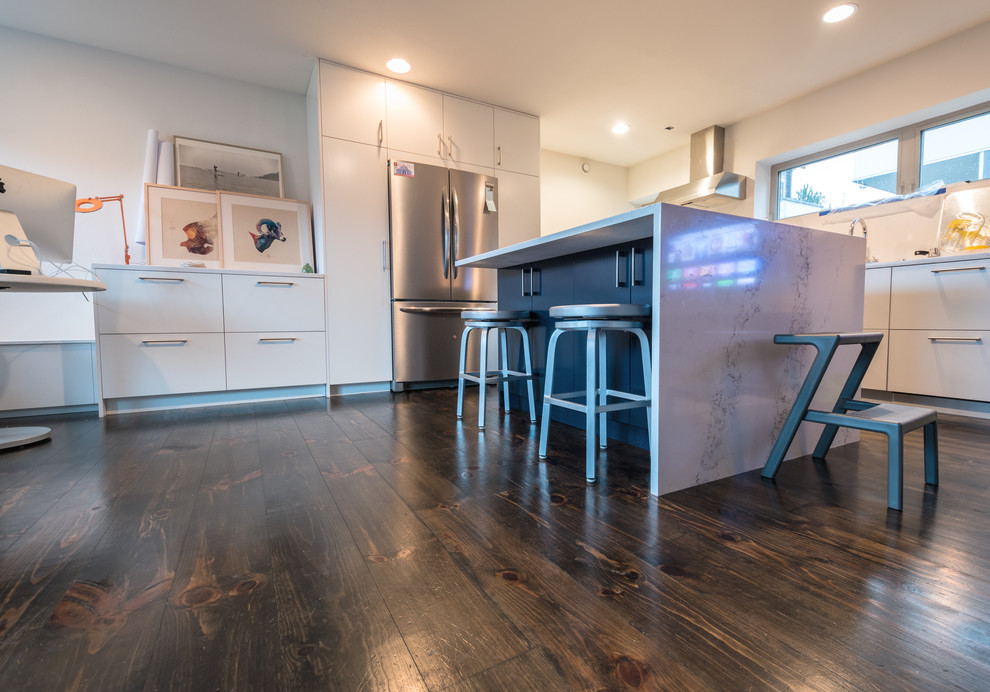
[392,303,487,385]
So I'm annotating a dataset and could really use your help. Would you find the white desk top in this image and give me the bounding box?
[0,274,106,293]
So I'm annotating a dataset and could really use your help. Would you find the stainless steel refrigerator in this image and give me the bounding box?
[388,159,498,390]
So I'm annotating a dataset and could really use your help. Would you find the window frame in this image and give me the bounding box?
[770,101,990,220]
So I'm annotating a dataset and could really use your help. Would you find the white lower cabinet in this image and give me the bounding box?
[225,331,327,391]
[94,265,327,414]
[887,330,990,400]
[867,256,990,404]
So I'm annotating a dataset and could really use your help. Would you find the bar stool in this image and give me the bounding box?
[538,303,652,482]
[762,332,938,511]
[456,310,537,429]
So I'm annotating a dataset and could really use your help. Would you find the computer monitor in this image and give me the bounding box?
[0,165,77,269]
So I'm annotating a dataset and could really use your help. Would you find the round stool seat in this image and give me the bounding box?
[461,309,533,321]
[549,303,650,320]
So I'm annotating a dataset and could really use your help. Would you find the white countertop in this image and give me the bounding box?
[457,205,657,269]
[866,251,990,269]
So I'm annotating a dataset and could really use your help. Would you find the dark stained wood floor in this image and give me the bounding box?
[0,389,988,691]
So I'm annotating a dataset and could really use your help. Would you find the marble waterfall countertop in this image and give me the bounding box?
[460,203,867,496]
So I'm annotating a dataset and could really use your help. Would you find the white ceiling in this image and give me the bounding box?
[3,1,990,167]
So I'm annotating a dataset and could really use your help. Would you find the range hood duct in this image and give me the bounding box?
[653,126,746,207]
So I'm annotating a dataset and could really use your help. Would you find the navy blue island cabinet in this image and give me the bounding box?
[496,239,653,449]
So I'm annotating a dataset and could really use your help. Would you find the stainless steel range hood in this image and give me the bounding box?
[653,126,747,207]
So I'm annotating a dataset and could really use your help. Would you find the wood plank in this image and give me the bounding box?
[0,408,216,690]
[143,405,277,691]
[257,401,425,690]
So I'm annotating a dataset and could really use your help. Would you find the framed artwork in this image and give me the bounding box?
[174,136,284,198]
[219,193,314,273]
[145,184,222,268]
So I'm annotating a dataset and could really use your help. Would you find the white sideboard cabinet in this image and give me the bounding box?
[93,265,327,415]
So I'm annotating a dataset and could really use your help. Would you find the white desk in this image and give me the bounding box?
[1,273,106,449]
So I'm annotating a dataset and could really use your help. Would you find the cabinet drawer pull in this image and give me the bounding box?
[255,281,295,287]
[139,276,184,282]
[928,336,983,342]
[930,266,986,274]
[259,337,298,343]
[141,339,188,345]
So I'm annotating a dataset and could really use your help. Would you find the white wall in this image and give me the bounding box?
[539,150,633,234]
[0,27,309,341]
[629,20,990,222]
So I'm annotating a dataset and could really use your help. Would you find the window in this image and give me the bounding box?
[776,140,898,219]
[920,110,990,188]
[772,104,990,220]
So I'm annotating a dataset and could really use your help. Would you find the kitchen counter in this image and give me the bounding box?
[460,203,867,495]
[866,250,990,269]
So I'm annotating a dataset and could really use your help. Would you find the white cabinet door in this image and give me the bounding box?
[96,268,223,334]
[319,62,387,147]
[863,267,891,329]
[223,274,325,332]
[890,259,990,330]
[495,170,541,248]
[443,95,494,168]
[386,80,443,160]
[494,109,540,176]
[322,136,393,384]
[99,333,227,398]
[861,330,888,391]
[887,329,990,401]
[225,332,327,390]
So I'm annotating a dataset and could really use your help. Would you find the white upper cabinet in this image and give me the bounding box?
[386,81,444,160]
[443,95,494,168]
[319,62,387,147]
[494,109,540,176]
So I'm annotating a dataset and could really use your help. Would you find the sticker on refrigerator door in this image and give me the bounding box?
[393,161,415,177]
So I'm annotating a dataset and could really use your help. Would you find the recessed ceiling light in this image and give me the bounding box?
[822,3,857,23]
[611,122,630,135]
[386,58,411,74]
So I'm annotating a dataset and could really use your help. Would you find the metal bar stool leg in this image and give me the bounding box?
[514,325,537,422]
[500,327,511,412]
[539,328,563,459]
[478,326,490,429]
[456,325,472,420]
[585,326,598,482]
[598,329,607,449]
[633,327,652,439]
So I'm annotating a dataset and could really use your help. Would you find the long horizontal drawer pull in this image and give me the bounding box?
[399,306,468,315]
[930,266,986,274]
[928,336,983,342]
[139,276,185,282]
[258,337,297,343]
[141,339,188,345]
[256,281,295,287]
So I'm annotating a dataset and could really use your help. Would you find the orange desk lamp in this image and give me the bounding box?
[75,194,131,264]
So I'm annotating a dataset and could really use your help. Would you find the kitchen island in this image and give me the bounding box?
[458,203,867,495]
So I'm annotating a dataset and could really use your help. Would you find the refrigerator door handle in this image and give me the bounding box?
[451,187,460,279]
[441,186,450,280]
[398,306,468,315]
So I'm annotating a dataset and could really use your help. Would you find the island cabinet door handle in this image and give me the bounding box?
[931,265,987,273]
[928,336,983,342]
[615,251,628,288]
[631,247,643,285]
[139,276,184,282]
[141,339,187,345]
[531,267,541,295]
[256,281,295,287]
